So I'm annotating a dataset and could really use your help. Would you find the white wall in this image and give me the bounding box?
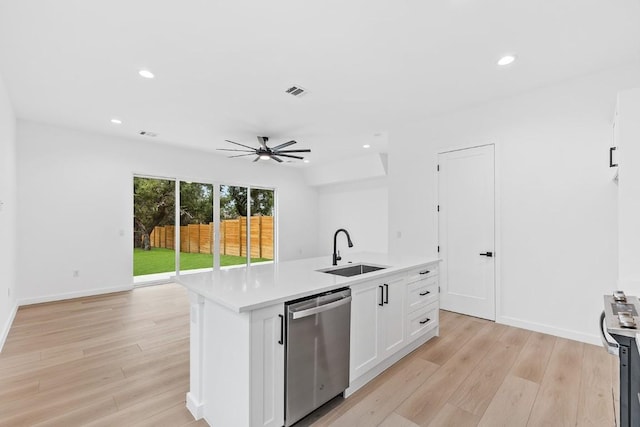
[617,89,640,291]
[389,63,640,344]
[0,71,17,350]
[16,121,319,304]
[316,177,388,260]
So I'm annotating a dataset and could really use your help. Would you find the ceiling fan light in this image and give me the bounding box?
[260,154,270,160]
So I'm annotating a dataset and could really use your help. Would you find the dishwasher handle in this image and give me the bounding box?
[291,296,352,320]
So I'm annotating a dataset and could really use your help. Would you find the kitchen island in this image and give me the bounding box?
[175,252,440,427]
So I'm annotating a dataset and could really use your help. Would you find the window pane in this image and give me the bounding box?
[133,177,176,276]
[220,185,249,267]
[179,182,214,273]
[250,188,274,263]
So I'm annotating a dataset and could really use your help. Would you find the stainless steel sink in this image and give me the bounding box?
[318,263,387,277]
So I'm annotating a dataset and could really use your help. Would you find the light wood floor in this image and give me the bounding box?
[309,311,619,427]
[0,284,618,427]
[0,284,205,427]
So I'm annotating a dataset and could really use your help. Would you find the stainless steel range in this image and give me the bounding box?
[601,291,640,427]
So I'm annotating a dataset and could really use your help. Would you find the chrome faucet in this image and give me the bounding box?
[333,228,354,266]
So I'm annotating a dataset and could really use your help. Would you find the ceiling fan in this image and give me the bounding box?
[218,136,311,163]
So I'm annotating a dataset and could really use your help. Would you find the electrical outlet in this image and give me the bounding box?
[73,270,79,278]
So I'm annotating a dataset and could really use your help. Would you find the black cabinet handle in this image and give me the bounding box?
[420,318,431,325]
[278,314,284,345]
[419,290,430,296]
[610,147,618,168]
[384,284,389,304]
[419,270,430,275]
[479,252,493,257]
[378,286,384,306]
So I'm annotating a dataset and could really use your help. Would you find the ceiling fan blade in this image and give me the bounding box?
[225,139,257,150]
[253,156,260,162]
[275,153,304,160]
[229,153,257,158]
[217,148,256,152]
[273,149,311,153]
[257,136,268,150]
[270,155,283,163]
[271,140,297,151]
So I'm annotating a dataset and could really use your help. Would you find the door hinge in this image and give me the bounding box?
[437,205,440,212]
[437,164,440,172]
[437,245,440,253]
[438,286,441,293]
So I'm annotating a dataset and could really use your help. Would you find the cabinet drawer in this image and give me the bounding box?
[406,276,438,313]
[407,265,437,284]
[407,303,438,341]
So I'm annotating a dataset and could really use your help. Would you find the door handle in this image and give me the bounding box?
[378,286,384,306]
[419,270,430,275]
[278,314,284,345]
[419,290,430,296]
[420,318,431,324]
[479,252,493,257]
[384,284,389,304]
[610,147,618,168]
[600,311,619,356]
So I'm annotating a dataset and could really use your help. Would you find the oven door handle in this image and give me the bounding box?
[600,311,619,356]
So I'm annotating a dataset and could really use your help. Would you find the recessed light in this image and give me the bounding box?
[110,118,122,124]
[363,144,371,149]
[138,69,155,79]
[497,55,516,66]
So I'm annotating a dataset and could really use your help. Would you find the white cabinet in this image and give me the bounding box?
[350,274,406,381]
[405,266,439,343]
[380,275,406,355]
[250,304,285,427]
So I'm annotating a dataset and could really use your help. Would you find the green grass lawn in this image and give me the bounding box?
[133,247,271,276]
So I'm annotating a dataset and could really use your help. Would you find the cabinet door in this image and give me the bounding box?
[380,276,406,357]
[350,280,382,381]
[250,304,285,427]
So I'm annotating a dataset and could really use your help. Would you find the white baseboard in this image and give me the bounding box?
[498,315,600,346]
[186,392,204,420]
[0,303,18,353]
[17,284,134,306]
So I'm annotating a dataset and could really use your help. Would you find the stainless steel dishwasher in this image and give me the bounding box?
[285,288,351,426]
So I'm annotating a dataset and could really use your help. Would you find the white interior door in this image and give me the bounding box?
[438,145,495,320]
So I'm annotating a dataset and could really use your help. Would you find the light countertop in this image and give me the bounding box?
[173,252,440,313]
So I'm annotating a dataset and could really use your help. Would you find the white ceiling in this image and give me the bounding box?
[0,0,639,166]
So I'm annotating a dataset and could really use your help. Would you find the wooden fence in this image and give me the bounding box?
[149,216,273,259]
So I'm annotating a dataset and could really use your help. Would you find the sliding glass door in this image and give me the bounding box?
[179,181,214,273]
[133,176,176,277]
[133,176,275,281]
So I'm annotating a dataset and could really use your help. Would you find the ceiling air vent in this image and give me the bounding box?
[139,131,158,137]
[285,85,309,97]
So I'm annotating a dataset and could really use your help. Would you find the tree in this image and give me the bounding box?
[133,177,175,250]
[220,186,274,219]
[179,182,213,226]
